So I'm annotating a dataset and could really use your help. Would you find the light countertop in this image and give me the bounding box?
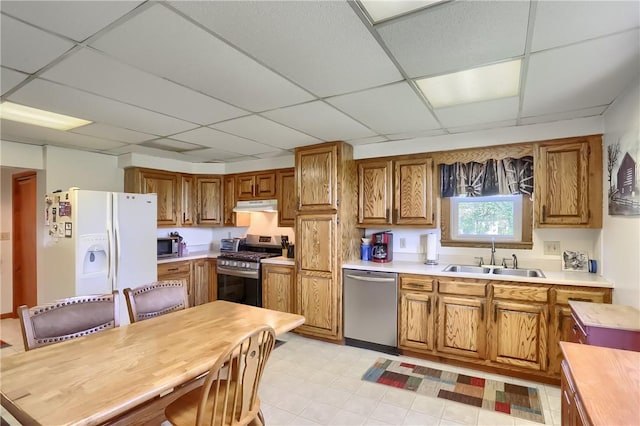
[569,301,640,331]
[157,250,221,264]
[261,256,295,266]
[342,260,614,288]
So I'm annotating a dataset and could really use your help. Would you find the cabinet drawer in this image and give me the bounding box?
[158,261,191,276]
[555,288,607,305]
[492,283,548,302]
[400,274,434,292]
[438,279,485,297]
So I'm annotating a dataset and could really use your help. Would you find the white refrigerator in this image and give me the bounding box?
[43,189,157,324]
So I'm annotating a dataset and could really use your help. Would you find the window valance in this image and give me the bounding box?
[440,156,533,197]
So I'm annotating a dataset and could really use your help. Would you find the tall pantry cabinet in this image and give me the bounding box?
[294,142,361,342]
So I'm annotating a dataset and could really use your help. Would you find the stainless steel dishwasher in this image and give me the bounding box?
[343,269,398,354]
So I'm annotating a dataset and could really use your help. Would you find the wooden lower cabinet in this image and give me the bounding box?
[296,272,337,338]
[399,292,434,351]
[396,274,612,382]
[561,360,590,426]
[208,259,217,302]
[262,264,295,313]
[158,259,217,308]
[437,295,486,359]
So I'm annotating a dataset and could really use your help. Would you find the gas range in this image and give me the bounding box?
[218,234,283,277]
[217,251,281,272]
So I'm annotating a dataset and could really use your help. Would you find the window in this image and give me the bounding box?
[450,195,522,241]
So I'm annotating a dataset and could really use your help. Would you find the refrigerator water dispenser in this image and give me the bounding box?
[83,244,107,274]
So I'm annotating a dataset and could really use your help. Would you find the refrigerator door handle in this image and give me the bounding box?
[113,195,121,287]
[106,193,115,290]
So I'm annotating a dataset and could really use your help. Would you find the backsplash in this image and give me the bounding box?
[364,227,602,272]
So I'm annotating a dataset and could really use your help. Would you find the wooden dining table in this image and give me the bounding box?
[1,301,305,425]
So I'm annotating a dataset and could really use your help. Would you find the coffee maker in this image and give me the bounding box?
[371,231,393,263]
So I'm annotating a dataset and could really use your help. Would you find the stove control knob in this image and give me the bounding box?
[241,262,247,268]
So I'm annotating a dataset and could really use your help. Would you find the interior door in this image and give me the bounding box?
[12,171,37,313]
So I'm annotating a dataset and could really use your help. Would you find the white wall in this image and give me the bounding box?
[601,78,640,308]
[0,140,44,169]
[0,168,15,313]
[45,146,123,192]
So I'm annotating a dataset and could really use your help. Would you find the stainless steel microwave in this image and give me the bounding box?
[157,237,179,258]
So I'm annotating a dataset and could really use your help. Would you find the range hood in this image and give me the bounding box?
[233,199,278,213]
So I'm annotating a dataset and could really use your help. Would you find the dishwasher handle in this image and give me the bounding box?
[345,274,397,283]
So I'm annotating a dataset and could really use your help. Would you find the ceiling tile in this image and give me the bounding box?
[141,138,205,152]
[253,150,292,159]
[180,147,244,162]
[520,106,607,126]
[211,115,320,150]
[0,119,125,151]
[8,78,198,136]
[1,67,28,95]
[385,129,446,140]
[377,1,529,77]
[346,135,389,146]
[448,119,517,134]
[532,1,640,52]
[0,14,75,73]
[69,122,154,144]
[326,82,439,134]
[434,97,519,128]
[170,1,402,97]
[263,101,377,141]
[171,127,275,155]
[90,4,314,112]
[0,1,144,42]
[522,30,640,117]
[41,48,247,125]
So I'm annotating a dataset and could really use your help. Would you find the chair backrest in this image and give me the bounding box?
[197,325,276,426]
[18,291,119,351]
[123,280,189,323]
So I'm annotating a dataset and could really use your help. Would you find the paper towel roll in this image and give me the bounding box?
[426,233,438,264]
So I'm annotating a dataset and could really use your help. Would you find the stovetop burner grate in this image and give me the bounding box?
[218,251,280,262]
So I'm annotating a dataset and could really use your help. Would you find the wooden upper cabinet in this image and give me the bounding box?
[358,159,393,225]
[223,175,236,227]
[179,174,194,227]
[394,157,435,225]
[296,143,338,211]
[125,168,178,227]
[195,176,222,226]
[297,213,335,274]
[277,168,296,227]
[534,135,602,228]
[236,171,276,200]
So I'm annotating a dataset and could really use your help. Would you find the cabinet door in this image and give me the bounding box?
[262,264,295,313]
[550,305,573,375]
[157,261,192,306]
[358,160,393,225]
[296,144,337,211]
[223,175,236,226]
[141,170,178,227]
[255,172,276,199]
[236,175,255,200]
[535,140,590,226]
[490,300,548,371]
[394,158,435,225]
[399,291,434,351]
[295,214,338,338]
[277,169,296,227]
[192,259,209,306]
[437,295,486,359]
[196,176,222,225]
[208,259,217,302]
[179,174,194,227]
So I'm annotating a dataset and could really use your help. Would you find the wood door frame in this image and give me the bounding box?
[12,170,38,316]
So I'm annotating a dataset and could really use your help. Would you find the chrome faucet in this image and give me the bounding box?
[512,253,518,269]
[489,238,496,266]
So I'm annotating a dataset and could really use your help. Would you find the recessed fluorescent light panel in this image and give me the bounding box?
[359,0,448,23]
[0,101,92,131]
[416,60,522,109]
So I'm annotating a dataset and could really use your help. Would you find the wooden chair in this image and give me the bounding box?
[165,325,276,426]
[123,280,189,323]
[18,291,119,351]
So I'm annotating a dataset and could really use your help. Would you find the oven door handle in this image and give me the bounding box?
[217,266,259,279]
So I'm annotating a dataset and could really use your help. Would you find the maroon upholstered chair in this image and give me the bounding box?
[123,280,189,323]
[18,291,119,351]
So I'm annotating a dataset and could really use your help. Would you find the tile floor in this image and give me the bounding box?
[0,319,562,426]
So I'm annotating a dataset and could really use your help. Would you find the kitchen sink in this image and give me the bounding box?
[491,268,546,278]
[442,264,491,274]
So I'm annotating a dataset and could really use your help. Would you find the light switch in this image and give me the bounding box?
[543,241,560,255]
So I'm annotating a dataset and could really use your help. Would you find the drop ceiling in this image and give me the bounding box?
[1,1,638,164]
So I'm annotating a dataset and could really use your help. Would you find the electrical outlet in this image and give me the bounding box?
[399,238,406,249]
[543,241,560,255]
